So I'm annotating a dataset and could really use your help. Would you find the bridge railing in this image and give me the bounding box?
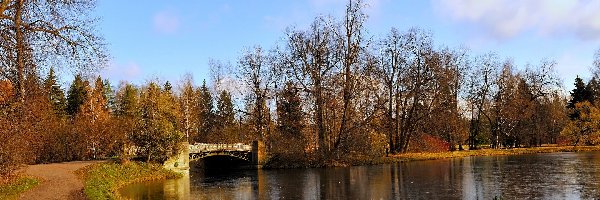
[189,143,252,152]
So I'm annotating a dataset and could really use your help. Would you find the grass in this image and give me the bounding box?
[0,176,39,200]
[385,145,600,163]
[78,161,182,200]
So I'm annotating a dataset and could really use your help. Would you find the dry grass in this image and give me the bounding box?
[386,145,600,162]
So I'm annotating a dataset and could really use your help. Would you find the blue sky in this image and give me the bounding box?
[90,0,600,90]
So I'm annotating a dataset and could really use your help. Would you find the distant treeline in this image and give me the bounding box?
[0,0,595,175]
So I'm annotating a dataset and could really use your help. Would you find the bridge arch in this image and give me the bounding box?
[163,141,267,171]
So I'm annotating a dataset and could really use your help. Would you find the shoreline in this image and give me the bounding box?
[383,145,600,163]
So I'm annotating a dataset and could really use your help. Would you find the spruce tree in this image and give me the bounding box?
[102,79,116,113]
[568,76,591,120]
[217,90,234,126]
[196,80,214,142]
[66,74,89,116]
[277,82,304,138]
[44,67,66,116]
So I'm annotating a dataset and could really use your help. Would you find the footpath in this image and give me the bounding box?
[18,161,102,200]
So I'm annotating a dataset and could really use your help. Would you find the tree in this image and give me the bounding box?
[284,15,336,152]
[103,79,116,113]
[131,82,182,162]
[178,74,199,142]
[238,46,272,142]
[466,53,500,149]
[44,67,66,116]
[75,76,109,159]
[196,80,214,142]
[567,76,591,120]
[215,90,235,142]
[0,0,108,102]
[66,74,89,117]
[277,82,304,139]
[562,101,600,147]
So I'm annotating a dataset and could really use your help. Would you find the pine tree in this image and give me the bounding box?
[66,74,89,116]
[44,67,66,116]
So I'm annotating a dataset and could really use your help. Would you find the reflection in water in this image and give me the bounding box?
[121,151,600,199]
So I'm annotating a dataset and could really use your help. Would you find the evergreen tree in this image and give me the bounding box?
[103,79,116,113]
[196,80,214,142]
[277,82,304,138]
[217,90,235,126]
[116,83,139,117]
[44,67,66,116]
[585,77,600,105]
[568,76,592,120]
[66,74,89,116]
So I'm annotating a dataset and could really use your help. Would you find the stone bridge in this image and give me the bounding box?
[189,143,253,161]
[164,141,266,172]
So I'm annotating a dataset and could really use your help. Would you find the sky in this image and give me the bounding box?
[88,0,600,91]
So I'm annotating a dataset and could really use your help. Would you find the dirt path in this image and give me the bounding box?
[18,161,103,200]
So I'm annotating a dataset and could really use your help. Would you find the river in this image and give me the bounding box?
[120,151,600,199]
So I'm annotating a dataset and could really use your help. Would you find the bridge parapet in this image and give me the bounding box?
[189,143,252,153]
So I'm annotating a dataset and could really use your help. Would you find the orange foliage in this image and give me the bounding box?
[408,134,450,153]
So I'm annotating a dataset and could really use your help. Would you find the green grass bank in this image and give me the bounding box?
[78,161,182,200]
[0,176,39,200]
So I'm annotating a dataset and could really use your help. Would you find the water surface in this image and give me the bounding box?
[121,151,600,199]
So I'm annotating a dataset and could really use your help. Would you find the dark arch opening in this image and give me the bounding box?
[190,155,252,171]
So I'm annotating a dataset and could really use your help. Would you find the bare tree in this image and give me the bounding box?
[0,0,108,101]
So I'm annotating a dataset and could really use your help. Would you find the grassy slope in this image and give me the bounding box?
[0,176,39,200]
[78,161,182,200]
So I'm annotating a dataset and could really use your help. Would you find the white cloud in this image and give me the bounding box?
[153,10,180,34]
[433,0,600,40]
[101,61,142,82]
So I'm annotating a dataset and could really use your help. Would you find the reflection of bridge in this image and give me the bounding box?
[189,143,253,162]
[164,141,267,172]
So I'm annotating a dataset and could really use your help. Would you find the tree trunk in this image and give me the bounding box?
[15,0,25,102]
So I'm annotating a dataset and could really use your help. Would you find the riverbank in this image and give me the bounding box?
[0,176,38,200]
[385,145,600,163]
[311,145,600,167]
[78,161,182,200]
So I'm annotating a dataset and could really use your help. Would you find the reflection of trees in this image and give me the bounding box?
[125,152,600,199]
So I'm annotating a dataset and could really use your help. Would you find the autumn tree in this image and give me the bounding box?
[275,82,305,153]
[178,74,199,142]
[74,76,110,159]
[0,0,108,102]
[562,101,600,147]
[131,82,183,162]
[466,53,500,149]
[238,46,273,143]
